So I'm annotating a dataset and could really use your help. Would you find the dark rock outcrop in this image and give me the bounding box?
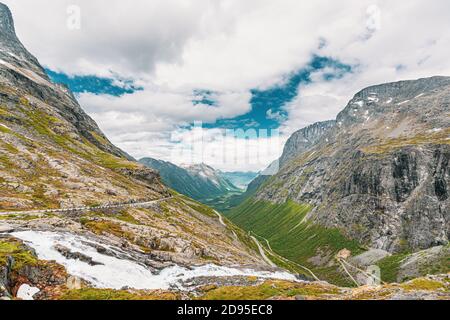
[53,245,104,266]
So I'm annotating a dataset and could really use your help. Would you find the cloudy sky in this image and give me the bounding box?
[3,0,450,171]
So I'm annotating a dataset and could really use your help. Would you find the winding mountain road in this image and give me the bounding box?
[0,197,172,217]
[249,231,322,281]
[250,235,277,267]
[213,210,226,226]
[213,210,275,267]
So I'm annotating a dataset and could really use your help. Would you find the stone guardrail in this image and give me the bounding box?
[0,197,172,216]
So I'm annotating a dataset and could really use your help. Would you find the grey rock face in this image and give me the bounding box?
[257,77,450,253]
[280,120,336,167]
[0,3,47,78]
[350,249,391,267]
[0,255,12,298]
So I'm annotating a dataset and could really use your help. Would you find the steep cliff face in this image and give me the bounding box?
[0,5,130,161]
[280,120,336,167]
[255,77,450,253]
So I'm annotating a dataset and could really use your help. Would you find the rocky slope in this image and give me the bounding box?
[139,158,240,201]
[228,76,450,285]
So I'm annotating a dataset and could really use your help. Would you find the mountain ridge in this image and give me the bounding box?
[139,158,241,201]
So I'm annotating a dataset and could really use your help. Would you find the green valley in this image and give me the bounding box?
[227,199,366,286]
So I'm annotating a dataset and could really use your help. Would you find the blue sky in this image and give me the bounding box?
[206,56,352,130]
[46,69,142,96]
[48,55,352,132]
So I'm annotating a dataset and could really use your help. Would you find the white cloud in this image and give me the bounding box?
[3,0,450,170]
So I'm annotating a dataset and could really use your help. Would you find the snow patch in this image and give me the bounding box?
[11,231,297,290]
[17,284,40,300]
[414,93,425,99]
[353,101,364,107]
[385,98,393,104]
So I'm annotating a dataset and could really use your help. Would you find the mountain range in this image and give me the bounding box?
[139,158,245,200]
[0,2,448,300]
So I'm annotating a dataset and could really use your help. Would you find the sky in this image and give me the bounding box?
[3,0,450,171]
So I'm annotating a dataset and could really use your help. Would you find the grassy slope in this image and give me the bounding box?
[227,199,365,286]
[376,245,450,283]
[0,96,160,211]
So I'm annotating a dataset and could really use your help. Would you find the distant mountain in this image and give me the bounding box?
[139,158,240,201]
[218,171,258,190]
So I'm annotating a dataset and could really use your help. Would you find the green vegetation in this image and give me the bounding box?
[59,288,180,300]
[179,195,217,218]
[0,123,11,134]
[82,209,141,225]
[113,210,141,224]
[0,214,42,221]
[401,278,447,292]
[175,194,262,254]
[80,218,153,253]
[377,245,450,283]
[376,253,410,283]
[197,280,340,300]
[227,199,365,286]
[0,239,38,271]
[89,131,109,146]
[362,128,450,154]
[80,219,132,239]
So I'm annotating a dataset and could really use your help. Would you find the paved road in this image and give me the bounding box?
[213,210,226,227]
[213,210,276,268]
[250,235,277,267]
[0,197,172,216]
[250,231,321,281]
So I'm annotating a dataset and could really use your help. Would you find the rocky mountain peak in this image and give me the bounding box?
[336,76,450,129]
[0,2,15,35]
[280,120,336,167]
[0,2,47,78]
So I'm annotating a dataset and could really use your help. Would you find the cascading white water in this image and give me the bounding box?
[11,231,298,290]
